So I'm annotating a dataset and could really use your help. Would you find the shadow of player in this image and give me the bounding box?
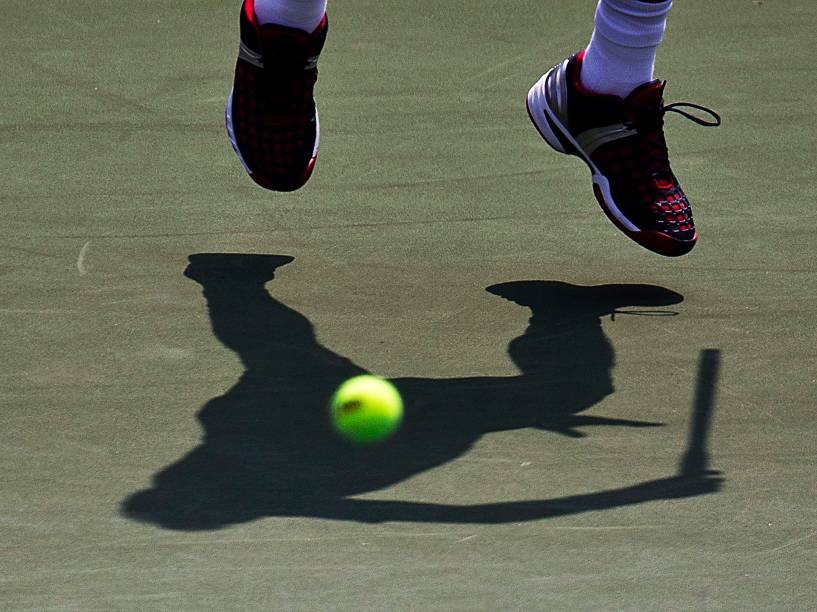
[122,254,722,530]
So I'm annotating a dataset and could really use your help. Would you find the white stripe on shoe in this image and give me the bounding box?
[526,62,640,233]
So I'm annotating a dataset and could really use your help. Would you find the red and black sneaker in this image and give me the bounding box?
[226,0,328,192]
[526,52,720,257]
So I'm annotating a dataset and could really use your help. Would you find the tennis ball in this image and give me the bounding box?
[330,375,403,444]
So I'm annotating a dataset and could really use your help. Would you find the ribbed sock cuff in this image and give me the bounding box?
[593,0,672,49]
[579,0,673,96]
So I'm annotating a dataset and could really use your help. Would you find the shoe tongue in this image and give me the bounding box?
[254,22,321,66]
[258,23,311,49]
[625,80,665,107]
[625,80,673,190]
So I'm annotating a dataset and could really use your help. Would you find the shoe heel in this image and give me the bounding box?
[526,75,568,154]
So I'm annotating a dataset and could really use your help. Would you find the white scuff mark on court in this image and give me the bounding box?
[457,535,477,543]
[461,51,530,85]
[77,241,91,275]
[759,531,816,556]
[69,531,459,553]
[0,308,80,314]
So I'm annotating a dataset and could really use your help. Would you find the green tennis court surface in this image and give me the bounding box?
[2,0,815,609]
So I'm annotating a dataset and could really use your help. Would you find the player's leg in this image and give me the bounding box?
[226,0,329,192]
[526,0,720,257]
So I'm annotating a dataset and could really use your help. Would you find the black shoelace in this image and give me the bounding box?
[664,102,722,127]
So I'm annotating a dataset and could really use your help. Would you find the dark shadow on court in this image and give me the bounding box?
[122,254,722,530]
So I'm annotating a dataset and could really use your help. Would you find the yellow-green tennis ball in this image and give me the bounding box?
[330,375,403,444]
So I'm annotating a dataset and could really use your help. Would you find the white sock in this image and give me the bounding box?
[253,0,327,33]
[580,0,672,98]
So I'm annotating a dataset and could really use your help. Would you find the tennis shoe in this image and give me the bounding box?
[526,52,720,256]
[226,0,328,191]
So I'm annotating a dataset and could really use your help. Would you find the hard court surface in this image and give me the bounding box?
[1,0,815,609]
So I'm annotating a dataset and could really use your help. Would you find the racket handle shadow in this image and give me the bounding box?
[679,349,721,477]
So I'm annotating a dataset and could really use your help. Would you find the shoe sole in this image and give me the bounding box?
[526,69,696,257]
[225,87,320,192]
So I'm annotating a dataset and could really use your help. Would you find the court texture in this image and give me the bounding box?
[2,0,815,609]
